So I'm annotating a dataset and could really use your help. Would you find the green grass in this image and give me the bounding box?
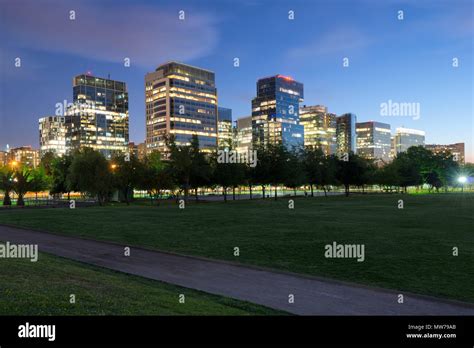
[1,193,473,303]
[0,252,285,315]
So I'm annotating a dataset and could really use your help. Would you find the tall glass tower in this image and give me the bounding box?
[251,75,304,149]
[66,74,129,158]
[145,62,218,153]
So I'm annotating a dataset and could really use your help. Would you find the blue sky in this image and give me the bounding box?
[0,0,472,161]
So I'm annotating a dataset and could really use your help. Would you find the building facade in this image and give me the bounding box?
[39,116,67,157]
[235,116,253,154]
[392,127,425,156]
[356,121,391,163]
[145,62,218,153]
[425,143,465,164]
[8,146,40,168]
[0,151,7,166]
[336,113,357,156]
[217,107,233,149]
[65,74,129,158]
[300,105,336,155]
[251,75,304,149]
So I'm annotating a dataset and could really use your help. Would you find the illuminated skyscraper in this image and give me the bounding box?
[251,75,304,149]
[392,127,425,156]
[300,105,336,155]
[145,62,218,153]
[336,113,357,156]
[356,121,391,163]
[217,107,233,149]
[39,116,67,157]
[65,74,129,158]
[235,116,253,154]
[425,143,465,164]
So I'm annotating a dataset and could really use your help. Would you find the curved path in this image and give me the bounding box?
[1,224,473,315]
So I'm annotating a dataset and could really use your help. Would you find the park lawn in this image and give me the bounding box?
[0,252,285,315]
[0,193,473,303]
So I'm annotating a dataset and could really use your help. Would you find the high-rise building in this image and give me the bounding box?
[65,74,129,158]
[8,146,40,168]
[425,143,465,164]
[356,121,391,163]
[145,62,218,153]
[235,116,253,154]
[300,105,336,155]
[137,142,147,160]
[251,75,304,149]
[0,151,7,166]
[336,113,357,156]
[217,107,233,149]
[39,116,67,157]
[392,127,425,156]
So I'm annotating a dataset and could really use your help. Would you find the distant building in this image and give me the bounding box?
[300,105,336,155]
[235,116,253,154]
[252,75,304,149]
[8,146,40,168]
[356,121,391,163]
[425,143,465,164]
[65,74,129,158]
[0,151,7,166]
[137,142,147,160]
[392,127,425,156]
[217,107,233,149]
[336,113,357,156]
[145,61,218,153]
[39,116,67,157]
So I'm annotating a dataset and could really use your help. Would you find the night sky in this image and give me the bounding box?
[0,0,472,161]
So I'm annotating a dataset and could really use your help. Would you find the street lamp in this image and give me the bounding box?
[457,176,467,192]
[10,160,18,169]
[110,163,118,172]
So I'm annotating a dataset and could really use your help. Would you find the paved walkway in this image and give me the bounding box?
[1,224,473,315]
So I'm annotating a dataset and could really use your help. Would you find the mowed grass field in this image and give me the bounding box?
[0,193,473,302]
[0,252,285,315]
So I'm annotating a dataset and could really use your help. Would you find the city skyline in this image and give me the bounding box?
[0,0,472,161]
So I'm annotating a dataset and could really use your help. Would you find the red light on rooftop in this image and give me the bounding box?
[277,74,294,81]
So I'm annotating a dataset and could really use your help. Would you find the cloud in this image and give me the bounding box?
[287,28,373,59]
[1,0,219,68]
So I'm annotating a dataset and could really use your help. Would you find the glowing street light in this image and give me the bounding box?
[10,160,18,169]
[458,176,468,192]
[110,163,118,172]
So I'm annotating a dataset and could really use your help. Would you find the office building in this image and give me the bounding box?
[300,105,336,155]
[39,116,67,157]
[145,62,218,153]
[392,127,425,156]
[217,107,233,149]
[0,151,7,166]
[235,116,253,154]
[251,75,304,149]
[65,74,129,158]
[425,143,465,164]
[8,146,40,168]
[336,113,357,156]
[356,121,391,163]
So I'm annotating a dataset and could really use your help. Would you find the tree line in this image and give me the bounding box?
[0,135,471,206]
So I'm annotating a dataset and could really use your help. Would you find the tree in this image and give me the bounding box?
[167,135,193,202]
[0,167,14,206]
[12,167,33,206]
[284,149,306,196]
[50,154,74,199]
[138,151,174,204]
[111,153,143,205]
[189,135,212,201]
[40,151,56,176]
[29,166,50,201]
[336,153,367,197]
[303,147,337,197]
[67,148,113,205]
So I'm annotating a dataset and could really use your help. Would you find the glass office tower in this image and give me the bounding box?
[39,116,67,157]
[356,121,391,163]
[217,107,233,149]
[300,105,337,155]
[251,75,304,149]
[66,74,129,158]
[145,62,218,153]
[336,113,357,156]
[235,116,253,154]
[392,127,425,155]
